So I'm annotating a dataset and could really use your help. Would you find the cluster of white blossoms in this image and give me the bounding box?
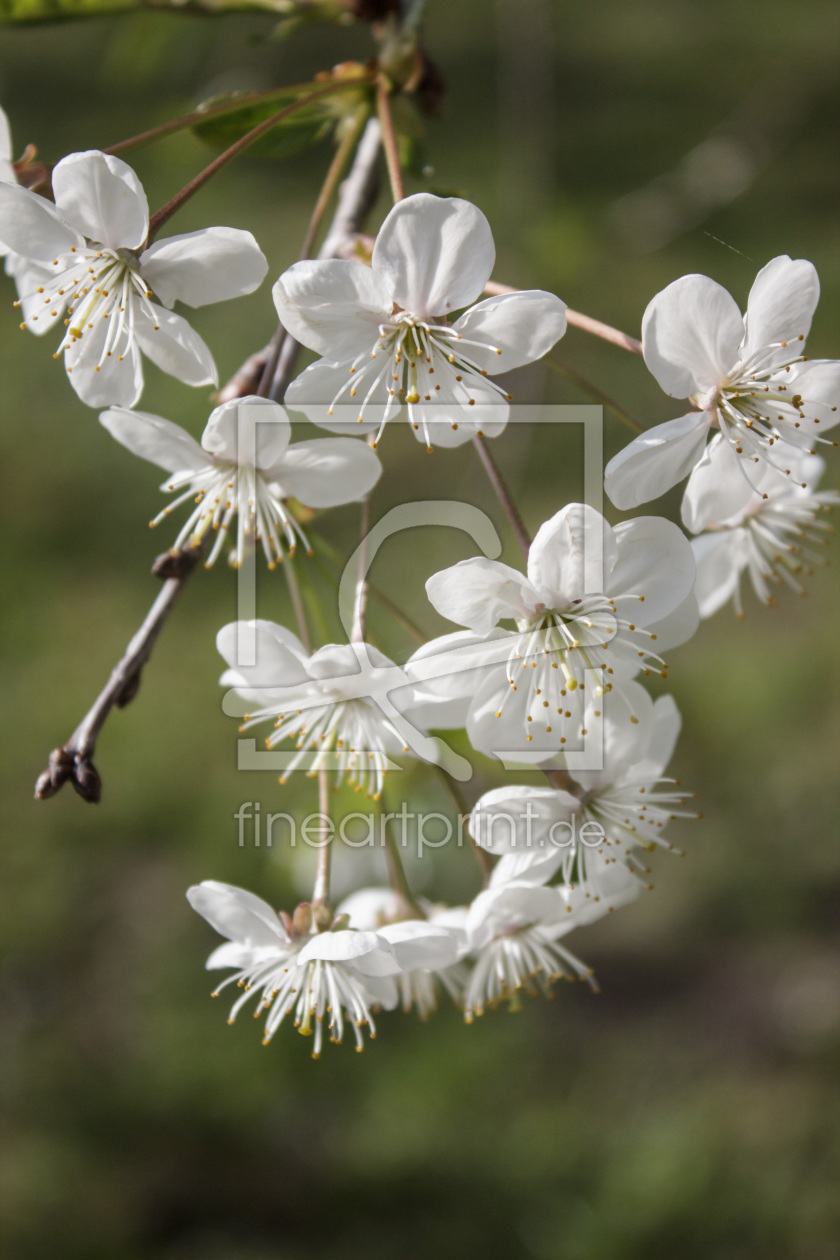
[6,101,836,1058]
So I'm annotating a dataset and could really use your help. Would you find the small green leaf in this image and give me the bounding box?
[192,92,335,158]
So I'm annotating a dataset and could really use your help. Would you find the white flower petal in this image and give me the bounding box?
[273,436,382,507]
[466,882,567,948]
[0,180,82,262]
[643,591,699,651]
[377,921,459,971]
[133,303,218,388]
[140,226,267,309]
[217,619,310,690]
[789,359,840,431]
[681,433,755,532]
[642,273,743,397]
[604,411,711,509]
[65,320,144,408]
[471,784,577,853]
[409,397,510,448]
[372,193,495,318]
[99,407,207,473]
[452,290,567,373]
[200,396,289,468]
[52,150,148,250]
[691,530,746,618]
[610,515,696,626]
[296,929,382,965]
[740,255,819,365]
[284,359,384,435]
[527,504,618,605]
[186,880,289,949]
[426,556,535,634]
[273,258,390,359]
[7,254,64,330]
[0,106,11,164]
[641,694,682,781]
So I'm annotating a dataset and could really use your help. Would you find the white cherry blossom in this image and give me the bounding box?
[685,437,839,617]
[101,396,381,568]
[187,881,403,1057]
[605,256,840,510]
[0,149,268,408]
[470,683,697,900]
[274,192,567,450]
[409,503,697,761]
[461,864,640,1020]
[218,620,463,797]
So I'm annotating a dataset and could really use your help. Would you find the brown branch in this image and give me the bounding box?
[34,546,202,803]
[483,280,643,356]
[472,432,531,556]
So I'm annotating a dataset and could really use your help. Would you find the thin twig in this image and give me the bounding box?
[472,433,531,556]
[376,78,405,202]
[483,280,643,356]
[434,766,492,888]
[33,547,203,803]
[256,110,369,398]
[545,357,644,434]
[147,80,372,243]
[382,809,424,917]
[350,496,371,644]
[103,76,373,158]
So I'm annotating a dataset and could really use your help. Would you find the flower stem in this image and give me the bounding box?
[434,766,493,888]
[350,496,371,644]
[376,77,405,203]
[146,80,372,243]
[472,433,531,556]
[483,280,643,356]
[381,808,424,917]
[104,75,374,158]
[311,769,333,922]
[545,357,644,434]
[256,108,369,398]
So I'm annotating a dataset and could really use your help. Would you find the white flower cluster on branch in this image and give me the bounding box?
[5,91,836,1061]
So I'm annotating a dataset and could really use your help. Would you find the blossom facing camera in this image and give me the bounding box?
[605,256,840,510]
[410,503,697,762]
[217,620,463,797]
[101,396,381,567]
[0,149,268,408]
[685,437,839,617]
[274,192,567,449]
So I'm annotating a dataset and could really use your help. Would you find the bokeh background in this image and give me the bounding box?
[1,2,839,1257]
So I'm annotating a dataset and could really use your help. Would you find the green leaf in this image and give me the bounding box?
[192,78,372,158]
[0,0,290,23]
[192,91,336,159]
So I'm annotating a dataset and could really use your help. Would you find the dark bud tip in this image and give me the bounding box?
[152,545,202,581]
[34,747,74,799]
[115,671,141,709]
[72,759,102,804]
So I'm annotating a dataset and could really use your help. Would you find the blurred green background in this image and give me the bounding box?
[1,2,839,1257]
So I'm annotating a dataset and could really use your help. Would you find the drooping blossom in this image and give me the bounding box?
[273,192,567,449]
[187,881,396,1057]
[605,256,840,510]
[337,886,467,1017]
[461,861,640,1020]
[684,436,839,617]
[0,149,268,407]
[407,504,697,762]
[469,682,697,900]
[101,396,381,567]
[218,619,466,797]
